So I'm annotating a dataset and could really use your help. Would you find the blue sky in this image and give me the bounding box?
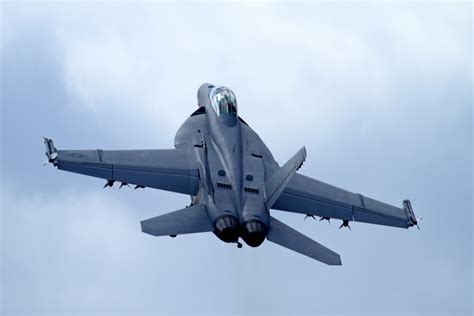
[1,2,472,315]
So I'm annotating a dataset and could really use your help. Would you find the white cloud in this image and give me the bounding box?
[1,186,226,313]
[1,3,471,314]
[41,2,470,151]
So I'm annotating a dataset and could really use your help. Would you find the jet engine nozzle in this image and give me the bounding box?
[213,215,239,243]
[241,220,268,247]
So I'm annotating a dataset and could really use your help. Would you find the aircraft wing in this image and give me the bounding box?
[272,173,418,229]
[44,138,200,195]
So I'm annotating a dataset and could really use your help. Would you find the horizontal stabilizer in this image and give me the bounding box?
[265,147,306,209]
[141,204,213,237]
[266,216,342,265]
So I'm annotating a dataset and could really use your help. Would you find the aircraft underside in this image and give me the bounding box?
[43,83,419,265]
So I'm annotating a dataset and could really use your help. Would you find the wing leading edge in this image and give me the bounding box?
[272,173,418,229]
[44,138,200,195]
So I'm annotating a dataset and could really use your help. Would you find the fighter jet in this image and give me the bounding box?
[44,83,419,265]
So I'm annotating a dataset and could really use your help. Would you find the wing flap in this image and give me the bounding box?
[112,164,198,194]
[58,161,113,179]
[267,216,342,265]
[140,204,213,237]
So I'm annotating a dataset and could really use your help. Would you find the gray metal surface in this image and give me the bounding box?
[267,216,342,265]
[265,147,306,209]
[44,83,418,264]
[141,204,212,236]
[55,149,199,195]
[273,173,416,228]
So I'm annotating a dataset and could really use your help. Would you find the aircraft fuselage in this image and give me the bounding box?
[174,83,272,247]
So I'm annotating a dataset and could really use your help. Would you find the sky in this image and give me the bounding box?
[1,2,472,316]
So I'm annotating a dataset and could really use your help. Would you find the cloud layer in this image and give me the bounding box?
[1,2,472,315]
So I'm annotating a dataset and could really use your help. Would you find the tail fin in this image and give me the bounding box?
[265,146,306,208]
[267,216,342,265]
[141,204,213,237]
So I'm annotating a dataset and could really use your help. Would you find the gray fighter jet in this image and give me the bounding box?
[44,83,419,265]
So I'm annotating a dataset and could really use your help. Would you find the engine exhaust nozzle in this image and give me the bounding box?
[241,220,268,247]
[213,215,239,243]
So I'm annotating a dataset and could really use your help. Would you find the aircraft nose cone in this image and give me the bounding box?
[241,220,268,247]
[213,215,239,243]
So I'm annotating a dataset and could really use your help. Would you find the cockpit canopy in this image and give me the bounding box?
[210,86,238,116]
